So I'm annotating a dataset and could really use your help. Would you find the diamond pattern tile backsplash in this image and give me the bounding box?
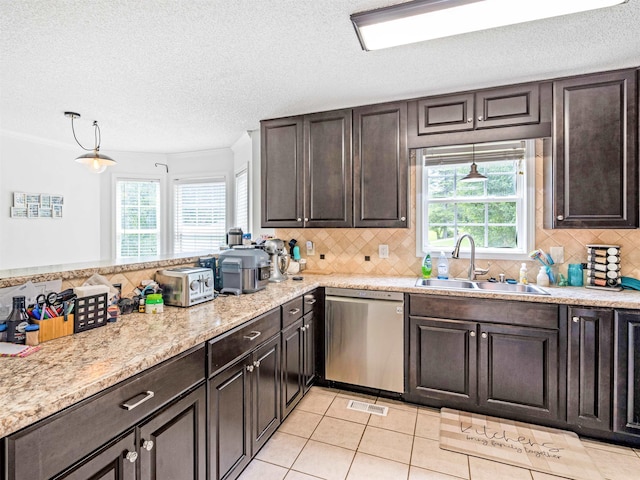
[276,152,640,283]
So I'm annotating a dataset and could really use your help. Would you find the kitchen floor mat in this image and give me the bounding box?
[439,408,603,480]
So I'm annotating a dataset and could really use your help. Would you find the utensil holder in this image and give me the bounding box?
[33,314,75,342]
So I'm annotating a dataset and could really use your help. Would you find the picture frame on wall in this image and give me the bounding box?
[26,193,40,205]
[51,195,64,205]
[27,204,39,218]
[39,208,52,218]
[13,192,26,207]
[10,207,27,218]
[40,194,51,209]
[53,205,63,218]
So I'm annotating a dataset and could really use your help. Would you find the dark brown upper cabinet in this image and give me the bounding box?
[353,101,408,228]
[408,81,552,148]
[261,110,352,228]
[262,104,408,229]
[261,117,304,228]
[303,109,353,228]
[545,69,638,229]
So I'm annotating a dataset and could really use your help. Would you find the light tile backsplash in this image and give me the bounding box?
[276,151,640,283]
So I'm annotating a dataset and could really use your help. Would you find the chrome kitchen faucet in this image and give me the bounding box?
[451,234,490,281]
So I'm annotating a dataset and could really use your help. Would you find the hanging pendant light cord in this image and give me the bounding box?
[70,115,101,152]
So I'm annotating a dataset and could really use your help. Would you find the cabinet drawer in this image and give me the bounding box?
[209,307,281,376]
[282,297,304,328]
[409,295,558,329]
[303,292,318,315]
[6,345,205,480]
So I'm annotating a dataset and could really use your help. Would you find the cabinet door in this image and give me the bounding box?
[550,69,638,228]
[303,109,353,227]
[55,431,136,480]
[407,317,477,408]
[475,83,540,129]
[567,307,613,431]
[302,311,316,392]
[281,319,304,418]
[479,324,559,420]
[251,335,281,454]
[138,385,206,480]
[261,117,304,228]
[353,102,408,227]
[614,310,640,437]
[209,355,251,480]
[416,93,475,135]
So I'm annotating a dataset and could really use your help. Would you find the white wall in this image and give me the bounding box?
[248,129,274,239]
[1,130,239,269]
[0,131,101,269]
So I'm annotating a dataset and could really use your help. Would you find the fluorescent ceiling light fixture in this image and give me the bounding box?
[351,0,628,51]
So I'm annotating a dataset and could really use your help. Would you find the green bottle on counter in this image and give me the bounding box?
[421,252,432,278]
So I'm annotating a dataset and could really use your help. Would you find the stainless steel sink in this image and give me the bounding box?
[474,282,549,295]
[415,278,550,295]
[415,278,478,289]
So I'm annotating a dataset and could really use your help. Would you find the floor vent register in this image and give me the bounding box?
[346,400,388,416]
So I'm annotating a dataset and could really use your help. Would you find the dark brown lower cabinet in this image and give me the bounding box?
[138,386,206,480]
[281,312,316,418]
[407,298,561,423]
[407,317,477,409]
[302,312,316,392]
[568,307,613,432]
[614,310,640,438]
[479,323,559,420]
[56,431,137,480]
[209,334,281,480]
[282,318,304,417]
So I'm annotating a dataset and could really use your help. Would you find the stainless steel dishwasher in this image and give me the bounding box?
[325,288,404,393]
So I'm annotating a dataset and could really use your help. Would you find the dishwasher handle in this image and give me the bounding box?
[325,295,404,306]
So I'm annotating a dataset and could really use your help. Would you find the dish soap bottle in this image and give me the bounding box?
[519,263,529,285]
[421,252,432,278]
[536,266,550,287]
[437,251,449,279]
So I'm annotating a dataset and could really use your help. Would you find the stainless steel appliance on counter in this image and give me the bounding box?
[155,267,215,307]
[325,288,404,393]
[263,238,290,282]
[218,246,271,295]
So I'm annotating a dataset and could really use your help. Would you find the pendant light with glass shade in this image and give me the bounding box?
[64,112,116,174]
[460,144,487,183]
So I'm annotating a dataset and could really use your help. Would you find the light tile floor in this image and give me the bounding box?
[240,387,640,480]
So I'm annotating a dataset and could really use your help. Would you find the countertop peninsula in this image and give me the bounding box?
[2,273,640,438]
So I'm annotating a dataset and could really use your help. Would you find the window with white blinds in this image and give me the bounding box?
[235,168,249,233]
[173,178,226,253]
[115,179,161,258]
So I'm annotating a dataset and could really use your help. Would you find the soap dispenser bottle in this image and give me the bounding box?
[536,266,550,287]
[421,251,432,278]
[519,263,529,285]
[437,251,449,279]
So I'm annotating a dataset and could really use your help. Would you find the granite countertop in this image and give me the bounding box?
[2,273,640,438]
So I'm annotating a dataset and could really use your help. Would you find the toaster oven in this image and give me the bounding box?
[155,267,215,307]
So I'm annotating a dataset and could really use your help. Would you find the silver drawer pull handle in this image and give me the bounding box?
[289,308,301,315]
[122,390,155,411]
[125,451,138,463]
[244,331,262,341]
[304,298,317,305]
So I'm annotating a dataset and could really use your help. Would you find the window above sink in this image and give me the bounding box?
[416,140,536,261]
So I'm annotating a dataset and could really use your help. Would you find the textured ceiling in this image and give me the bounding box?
[1,0,639,154]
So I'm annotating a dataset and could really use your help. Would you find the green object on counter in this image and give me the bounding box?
[146,294,163,304]
[557,273,569,287]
